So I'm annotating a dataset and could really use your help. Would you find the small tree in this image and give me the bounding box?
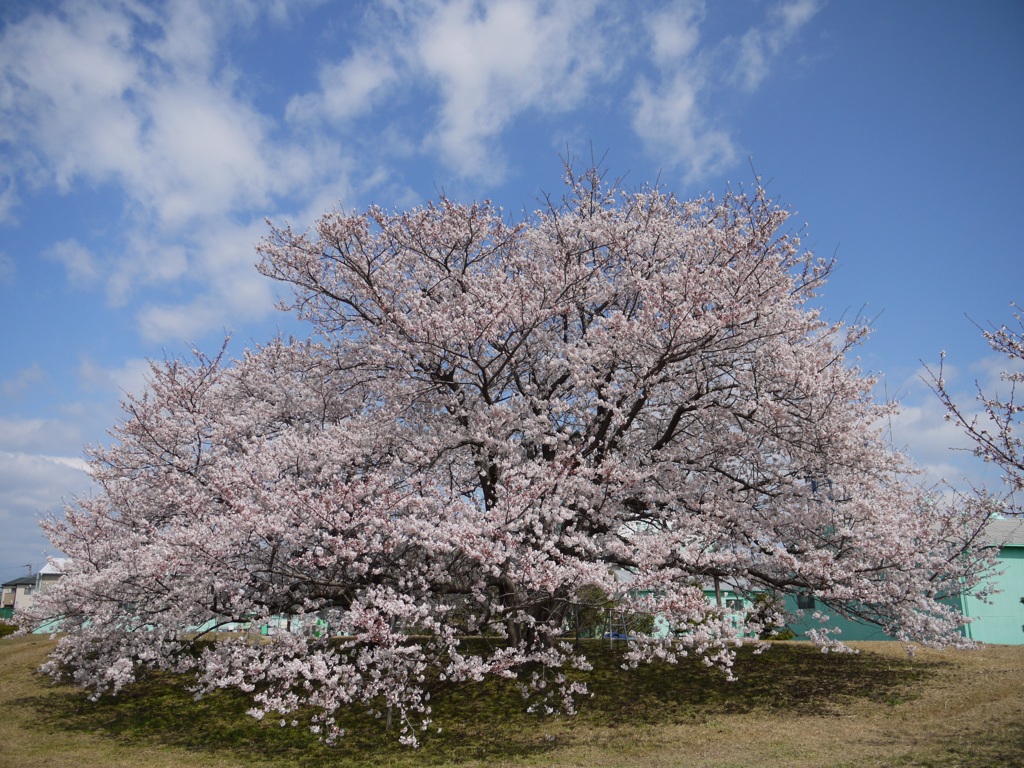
[22,165,996,746]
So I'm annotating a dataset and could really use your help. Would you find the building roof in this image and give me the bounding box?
[2,561,68,588]
[2,574,38,588]
[39,558,69,575]
[981,518,1024,548]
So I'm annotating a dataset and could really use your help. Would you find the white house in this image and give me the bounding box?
[1,560,68,617]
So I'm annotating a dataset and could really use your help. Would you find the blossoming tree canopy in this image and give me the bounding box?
[23,167,996,745]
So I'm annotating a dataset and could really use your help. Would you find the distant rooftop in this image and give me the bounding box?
[981,518,1024,547]
[1,558,69,587]
[39,558,70,575]
[2,574,38,587]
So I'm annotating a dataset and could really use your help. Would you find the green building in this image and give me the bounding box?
[785,518,1024,645]
[950,518,1024,644]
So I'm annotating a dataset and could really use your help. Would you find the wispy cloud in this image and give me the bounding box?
[0,0,822,345]
[647,0,704,65]
[44,240,101,286]
[630,0,732,182]
[131,216,282,343]
[630,0,821,182]
[1,364,48,400]
[284,0,622,182]
[77,355,152,400]
[732,0,822,91]
[0,449,93,567]
[630,71,737,184]
[286,48,398,125]
[888,394,983,488]
[410,0,614,180]
[886,356,1019,493]
[0,416,83,456]
[0,1,348,339]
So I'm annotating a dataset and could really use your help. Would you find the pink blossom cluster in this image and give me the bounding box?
[21,166,997,746]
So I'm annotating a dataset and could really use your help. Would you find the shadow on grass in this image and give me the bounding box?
[579,642,931,726]
[18,642,937,767]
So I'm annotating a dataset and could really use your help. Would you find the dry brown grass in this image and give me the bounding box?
[0,636,241,768]
[2,635,1021,768]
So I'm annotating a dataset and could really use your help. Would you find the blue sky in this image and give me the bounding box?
[1,0,1022,577]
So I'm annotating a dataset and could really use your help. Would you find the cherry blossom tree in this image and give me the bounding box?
[928,304,1024,509]
[21,166,996,745]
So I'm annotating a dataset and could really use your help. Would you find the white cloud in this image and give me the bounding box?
[106,234,189,306]
[0,1,355,348]
[631,71,736,183]
[888,397,982,488]
[260,0,330,25]
[0,2,328,229]
[282,0,624,181]
[0,177,16,223]
[732,0,822,91]
[137,300,230,345]
[137,82,281,226]
[286,49,398,125]
[146,0,220,74]
[0,4,145,191]
[78,356,153,401]
[630,2,734,182]
[967,350,1024,394]
[45,239,101,286]
[0,416,83,456]
[646,0,703,65]
[132,215,280,344]
[886,362,1011,493]
[411,0,613,180]
[630,0,821,182]
[0,450,94,567]
[1,364,48,400]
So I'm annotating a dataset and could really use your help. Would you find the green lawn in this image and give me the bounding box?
[2,635,1022,767]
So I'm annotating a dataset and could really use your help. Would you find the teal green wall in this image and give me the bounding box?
[782,594,898,642]
[784,545,1024,645]
[958,547,1024,645]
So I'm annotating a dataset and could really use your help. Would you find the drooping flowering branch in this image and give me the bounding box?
[927,305,1024,502]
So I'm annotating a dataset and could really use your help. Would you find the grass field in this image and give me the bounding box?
[2,635,1022,767]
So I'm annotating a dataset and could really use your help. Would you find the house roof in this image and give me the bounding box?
[2,562,67,588]
[981,518,1024,548]
[39,558,69,575]
[2,574,38,588]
